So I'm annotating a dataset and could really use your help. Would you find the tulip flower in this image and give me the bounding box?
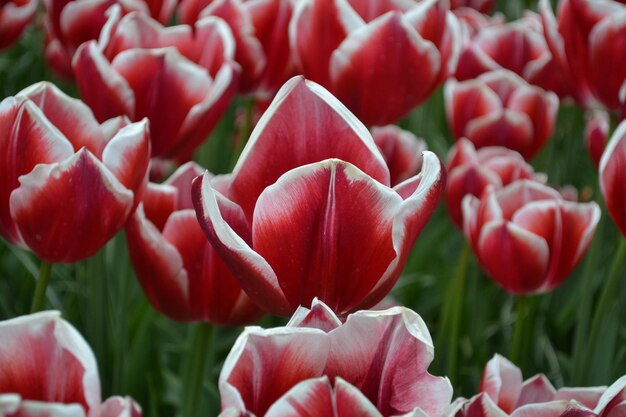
[73,9,238,164]
[0,82,150,264]
[450,354,606,417]
[585,109,610,169]
[126,162,262,324]
[600,119,626,238]
[463,180,600,294]
[540,0,626,111]
[446,138,541,228]
[445,69,559,160]
[218,299,453,417]
[0,0,37,50]
[290,0,461,126]
[180,0,296,97]
[192,76,445,317]
[371,125,426,187]
[450,0,495,14]
[0,311,142,417]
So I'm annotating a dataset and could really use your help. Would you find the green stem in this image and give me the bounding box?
[229,99,255,171]
[581,237,626,381]
[183,323,215,417]
[445,244,471,381]
[30,261,52,313]
[510,296,532,365]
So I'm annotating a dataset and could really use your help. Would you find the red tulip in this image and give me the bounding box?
[446,138,541,228]
[585,109,610,168]
[73,9,238,163]
[0,82,150,263]
[192,76,445,317]
[463,180,600,294]
[371,125,426,187]
[0,311,141,417]
[600,119,626,237]
[450,0,495,14]
[218,299,452,417]
[179,0,295,97]
[290,0,461,126]
[445,69,559,160]
[0,0,37,50]
[126,162,262,324]
[451,354,606,417]
[540,0,626,111]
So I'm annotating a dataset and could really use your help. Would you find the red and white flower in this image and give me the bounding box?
[600,119,626,237]
[371,125,426,187]
[0,0,37,50]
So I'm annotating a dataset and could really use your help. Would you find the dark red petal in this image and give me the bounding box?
[219,327,330,416]
[11,150,133,263]
[0,0,37,50]
[287,298,342,333]
[252,160,400,315]
[445,79,502,140]
[600,120,626,237]
[193,16,237,78]
[0,312,100,415]
[330,11,441,126]
[371,126,425,187]
[465,110,534,159]
[229,76,389,219]
[585,109,609,169]
[164,161,205,210]
[324,308,452,416]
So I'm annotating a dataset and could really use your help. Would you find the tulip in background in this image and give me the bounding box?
[600,119,626,237]
[180,0,296,97]
[126,162,262,324]
[540,0,626,111]
[445,138,541,228]
[445,69,559,160]
[218,298,452,417]
[192,76,445,317]
[0,82,150,263]
[0,0,36,50]
[371,125,426,187]
[73,9,238,165]
[0,311,141,417]
[463,179,600,294]
[290,0,461,126]
[585,109,610,169]
[450,0,495,13]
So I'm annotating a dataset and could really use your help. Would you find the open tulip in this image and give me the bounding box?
[192,76,445,317]
[445,69,559,160]
[446,138,541,228]
[218,299,452,417]
[540,0,626,111]
[463,180,600,294]
[450,354,606,417]
[126,162,262,324]
[0,311,142,417]
[0,0,37,50]
[179,0,295,97]
[0,82,150,263]
[73,9,238,164]
[600,119,626,237]
[290,0,461,126]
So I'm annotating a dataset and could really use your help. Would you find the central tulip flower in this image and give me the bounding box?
[0,82,150,263]
[462,180,600,294]
[126,162,262,324]
[290,0,461,126]
[73,9,238,164]
[192,76,445,317]
[445,69,559,160]
[218,299,453,417]
[0,311,142,417]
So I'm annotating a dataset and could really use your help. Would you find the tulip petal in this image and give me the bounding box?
[330,11,441,126]
[517,375,556,408]
[10,149,133,263]
[0,312,100,417]
[600,120,626,237]
[192,172,291,315]
[480,354,523,414]
[193,16,237,78]
[557,387,606,410]
[0,98,74,244]
[445,79,502,140]
[230,76,389,219]
[287,298,342,333]
[252,160,400,315]
[371,125,425,187]
[164,161,205,210]
[0,396,86,417]
[511,401,596,417]
[219,327,330,416]
[463,393,509,417]
[324,307,452,416]
[465,110,534,159]
[101,397,141,417]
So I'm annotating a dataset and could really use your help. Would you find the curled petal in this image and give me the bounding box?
[372,126,425,187]
[10,149,133,263]
[517,375,557,408]
[480,354,523,413]
[287,298,342,333]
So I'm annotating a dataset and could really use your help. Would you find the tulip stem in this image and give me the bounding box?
[510,295,534,366]
[445,243,471,381]
[30,261,52,313]
[183,323,215,417]
[581,237,626,381]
